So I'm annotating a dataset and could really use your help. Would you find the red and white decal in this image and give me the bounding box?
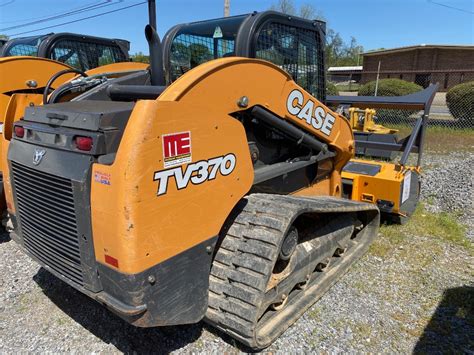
[162,131,192,168]
[94,171,111,185]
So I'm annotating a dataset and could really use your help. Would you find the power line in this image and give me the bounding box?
[0,0,15,7]
[1,1,125,32]
[9,1,147,37]
[0,1,103,24]
[427,0,474,14]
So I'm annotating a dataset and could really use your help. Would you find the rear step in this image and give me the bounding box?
[205,193,379,349]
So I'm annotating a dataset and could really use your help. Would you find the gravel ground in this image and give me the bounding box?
[421,151,474,241]
[0,151,473,353]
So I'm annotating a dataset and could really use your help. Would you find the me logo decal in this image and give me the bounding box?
[286,89,335,136]
[33,148,46,165]
[162,131,192,168]
[153,153,236,196]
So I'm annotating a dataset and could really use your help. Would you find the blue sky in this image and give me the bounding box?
[0,0,472,54]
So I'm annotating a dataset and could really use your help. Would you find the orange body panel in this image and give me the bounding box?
[0,57,75,123]
[90,58,355,274]
[0,61,150,215]
[85,62,149,76]
[2,94,44,214]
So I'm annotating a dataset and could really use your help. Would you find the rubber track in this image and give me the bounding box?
[205,193,379,349]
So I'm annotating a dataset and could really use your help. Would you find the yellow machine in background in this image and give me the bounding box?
[348,107,398,135]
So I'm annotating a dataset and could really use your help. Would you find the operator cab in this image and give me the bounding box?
[0,32,130,71]
[162,11,327,102]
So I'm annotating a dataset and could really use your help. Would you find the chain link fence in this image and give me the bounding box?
[329,70,474,130]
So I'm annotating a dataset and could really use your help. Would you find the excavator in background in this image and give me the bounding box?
[6,2,380,349]
[0,32,147,215]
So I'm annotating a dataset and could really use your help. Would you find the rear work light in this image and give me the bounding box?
[74,136,93,151]
[14,126,25,138]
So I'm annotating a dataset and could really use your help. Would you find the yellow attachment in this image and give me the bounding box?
[342,158,417,215]
[349,107,398,134]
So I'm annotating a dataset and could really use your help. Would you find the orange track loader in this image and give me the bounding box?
[0,33,147,219]
[6,2,380,349]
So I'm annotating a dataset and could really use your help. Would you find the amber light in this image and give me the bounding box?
[75,136,93,151]
[14,126,25,138]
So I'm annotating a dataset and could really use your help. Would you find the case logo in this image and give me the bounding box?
[162,131,192,168]
[153,154,236,196]
[33,149,46,165]
[286,89,335,136]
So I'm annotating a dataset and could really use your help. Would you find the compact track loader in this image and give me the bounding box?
[0,33,147,217]
[1,32,132,123]
[7,3,380,348]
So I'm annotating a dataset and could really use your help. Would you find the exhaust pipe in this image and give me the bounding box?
[145,0,165,86]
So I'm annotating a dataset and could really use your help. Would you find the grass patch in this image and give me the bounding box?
[308,306,321,320]
[370,203,471,258]
[369,224,406,257]
[404,205,470,252]
[370,124,474,154]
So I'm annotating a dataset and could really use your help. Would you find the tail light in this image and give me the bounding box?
[74,136,93,151]
[14,126,25,138]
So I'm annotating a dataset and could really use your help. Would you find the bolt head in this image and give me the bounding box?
[147,275,156,284]
[25,80,38,88]
[237,96,249,108]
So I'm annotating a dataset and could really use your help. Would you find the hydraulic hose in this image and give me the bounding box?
[43,68,87,105]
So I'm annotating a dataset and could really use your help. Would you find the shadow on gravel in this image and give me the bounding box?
[414,286,474,353]
[0,230,11,244]
[33,268,205,353]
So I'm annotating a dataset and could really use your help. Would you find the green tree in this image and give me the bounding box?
[269,0,363,67]
[270,0,324,20]
[188,43,212,66]
[130,51,150,64]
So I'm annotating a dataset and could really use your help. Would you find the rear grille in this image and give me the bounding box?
[11,161,83,286]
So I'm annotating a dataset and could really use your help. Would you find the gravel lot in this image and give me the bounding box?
[0,151,473,353]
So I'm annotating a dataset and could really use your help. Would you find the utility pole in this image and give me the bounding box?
[224,0,230,17]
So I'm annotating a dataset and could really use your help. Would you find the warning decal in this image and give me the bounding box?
[401,170,412,204]
[162,131,192,168]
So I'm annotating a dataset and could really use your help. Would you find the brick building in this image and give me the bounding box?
[361,44,474,91]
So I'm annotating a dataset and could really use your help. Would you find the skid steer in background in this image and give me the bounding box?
[327,85,438,223]
[7,2,380,349]
[0,32,130,69]
[1,32,132,121]
[0,33,148,218]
